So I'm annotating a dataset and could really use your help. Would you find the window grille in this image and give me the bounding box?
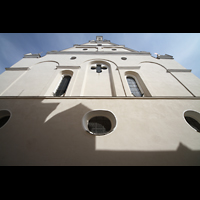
[126,76,143,97]
[88,116,111,135]
[54,76,71,97]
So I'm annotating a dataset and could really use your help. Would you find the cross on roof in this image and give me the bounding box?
[96,36,103,42]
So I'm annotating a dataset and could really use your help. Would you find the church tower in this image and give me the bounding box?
[0,36,200,165]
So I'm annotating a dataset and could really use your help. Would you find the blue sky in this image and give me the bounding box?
[0,33,200,78]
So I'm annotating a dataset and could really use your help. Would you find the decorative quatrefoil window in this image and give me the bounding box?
[91,64,107,73]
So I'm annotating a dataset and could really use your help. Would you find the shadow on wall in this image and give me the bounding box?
[0,100,200,166]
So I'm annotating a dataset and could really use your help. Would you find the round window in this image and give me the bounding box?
[70,56,76,60]
[121,57,127,60]
[83,48,88,51]
[82,110,117,136]
[184,110,200,132]
[112,49,117,51]
[0,110,11,129]
[88,116,111,135]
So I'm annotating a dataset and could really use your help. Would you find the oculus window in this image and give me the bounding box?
[88,116,111,135]
[0,110,11,129]
[82,110,117,136]
[184,110,200,132]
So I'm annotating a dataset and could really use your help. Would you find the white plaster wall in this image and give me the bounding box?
[0,71,25,95]
[81,63,112,96]
[171,72,200,96]
[0,52,199,97]
[2,61,57,96]
[139,62,192,96]
[0,98,200,165]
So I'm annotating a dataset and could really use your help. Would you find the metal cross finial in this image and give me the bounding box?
[91,64,107,73]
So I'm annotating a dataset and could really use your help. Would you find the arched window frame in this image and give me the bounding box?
[126,75,144,97]
[53,71,73,97]
[124,71,151,97]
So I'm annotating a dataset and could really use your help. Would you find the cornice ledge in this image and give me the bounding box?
[56,66,80,69]
[118,66,141,70]
[167,69,192,73]
[23,53,41,58]
[46,51,151,55]
[5,67,30,71]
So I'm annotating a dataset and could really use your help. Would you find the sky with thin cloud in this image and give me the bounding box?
[0,33,200,78]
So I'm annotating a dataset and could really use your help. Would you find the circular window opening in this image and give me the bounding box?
[83,48,88,51]
[184,110,200,132]
[112,49,117,51]
[0,110,11,129]
[88,116,111,135]
[82,110,117,136]
[121,57,127,60]
[70,56,76,60]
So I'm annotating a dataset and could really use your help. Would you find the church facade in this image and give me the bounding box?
[0,36,200,165]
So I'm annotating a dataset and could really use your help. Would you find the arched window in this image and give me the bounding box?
[126,76,143,97]
[54,75,71,97]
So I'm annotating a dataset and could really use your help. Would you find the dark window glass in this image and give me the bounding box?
[0,110,11,129]
[185,116,200,132]
[91,64,107,73]
[54,76,71,97]
[88,116,111,135]
[0,116,10,128]
[96,64,102,73]
[126,76,142,97]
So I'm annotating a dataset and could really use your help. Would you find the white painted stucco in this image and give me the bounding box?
[0,36,200,165]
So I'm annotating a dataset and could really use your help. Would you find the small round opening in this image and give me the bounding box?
[83,48,88,51]
[184,110,200,132]
[0,110,11,129]
[121,57,127,60]
[70,56,76,60]
[112,49,117,51]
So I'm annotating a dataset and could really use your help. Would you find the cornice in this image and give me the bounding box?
[167,69,192,73]
[56,66,80,69]
[46,51,151,55]
[5,67,30,71]
[118,66,141,70]
[23,54,41,58]
[0,96,200,100]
